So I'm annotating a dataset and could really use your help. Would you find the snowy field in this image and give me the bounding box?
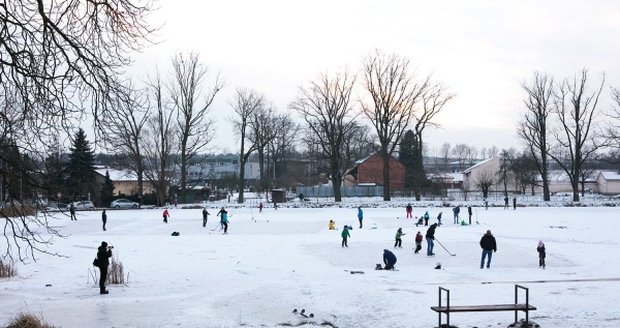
[2,204,620,328]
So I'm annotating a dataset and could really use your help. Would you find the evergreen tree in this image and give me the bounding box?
[399,130,416,194]
[399,130,428,200]
[100,171,115,206]
[64,128,96,200]
[43,137,66,201]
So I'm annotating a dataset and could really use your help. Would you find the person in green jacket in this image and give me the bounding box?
[341,225,350,247]
[394,227,405,248]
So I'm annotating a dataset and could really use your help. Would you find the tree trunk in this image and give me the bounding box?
[238,154,246,204]
[382,150,391,201]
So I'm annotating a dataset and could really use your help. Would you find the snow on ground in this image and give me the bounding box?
[1,203,620,328]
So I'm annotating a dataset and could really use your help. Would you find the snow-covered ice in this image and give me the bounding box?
[1,204,620,327]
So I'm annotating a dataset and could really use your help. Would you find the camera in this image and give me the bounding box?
[108,246,114,249]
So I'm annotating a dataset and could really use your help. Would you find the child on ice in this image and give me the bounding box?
[537,240,546,269]
[414,231,423,254]
[394,227,405,248]
[341,225,350,247]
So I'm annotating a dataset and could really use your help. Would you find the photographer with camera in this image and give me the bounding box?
[96,241,113,294]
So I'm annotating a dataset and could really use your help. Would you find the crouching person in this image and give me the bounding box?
[383,249,397,270]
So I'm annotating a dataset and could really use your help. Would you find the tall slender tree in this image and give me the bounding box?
[291,71,357,202]
[549,69,605,202]
[361,50,429,200]
[169,53,223,203]
[230,88,265,203]
[518,72,553,201]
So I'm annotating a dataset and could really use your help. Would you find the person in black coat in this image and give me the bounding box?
[425,223,438,256]
[96,241,113,294]
[383,249,397,270]
[102,210,107,231]
[479,230,497,269]
[537,240,546,269]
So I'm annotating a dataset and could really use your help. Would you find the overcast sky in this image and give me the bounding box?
[126,0,620,155]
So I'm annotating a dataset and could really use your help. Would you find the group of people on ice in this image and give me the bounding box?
[338,206,547,271]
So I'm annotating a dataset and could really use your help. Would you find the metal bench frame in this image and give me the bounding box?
[431,284,536,327]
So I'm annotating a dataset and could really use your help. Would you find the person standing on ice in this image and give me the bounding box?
[423,211,430,226]
[96,241,113,294]
[394,227,405,248]
[406,203,413,218]
[467,205,473,225]
[162,209,170,223]
[69,202,77,221]
[102,210,107,231]
[513,197,517,210]
[414,231,423,253]
[357,207,363,229]
[479,230,497,269]
[202,208,210,227]
[537,240,546,269]
[259,202,263,213]
[425,223,437,256]
[503,196,509,209]
[217,207,229,233]
[452,206,460,224]
[341,225,350,247]
[436,212,443,226]
[328,219,335,230]
[383,249,397,270]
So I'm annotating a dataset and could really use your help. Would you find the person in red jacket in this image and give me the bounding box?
[414,231,423,254]
[163,209,170,223]
[406,203,413,218]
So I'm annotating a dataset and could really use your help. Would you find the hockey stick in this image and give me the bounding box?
[435,239,456,256]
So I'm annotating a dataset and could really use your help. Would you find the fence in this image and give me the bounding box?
[297,185,384,198]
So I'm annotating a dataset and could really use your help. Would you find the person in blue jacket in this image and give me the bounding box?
[423,211,430,226]
[357,207,364,229]
[383,249,397,270]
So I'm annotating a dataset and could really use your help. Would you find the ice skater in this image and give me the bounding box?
[394,227,405,248]
[467,206,472,225]
[162,209,170,223]
[357,207,363,229]
[217,207,229,233]
[423,211,430,226]
[102,210,107,231]
[479,230,497,269]
[537,240,546,269]
[406,203,413,218]
[414,231,423,254]
[341,225,350,247]
[452,206,460,224]
[426,223,437,256]
[382,249,397,270]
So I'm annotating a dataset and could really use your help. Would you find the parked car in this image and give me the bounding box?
[110,198,140,209]
[66,200,95,210]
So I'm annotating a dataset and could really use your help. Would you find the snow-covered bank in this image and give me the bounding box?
[1,205,619,327]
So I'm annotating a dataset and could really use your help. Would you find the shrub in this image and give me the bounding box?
[0,258,17,278]
[107,256,125,285]
[4,312,55,328]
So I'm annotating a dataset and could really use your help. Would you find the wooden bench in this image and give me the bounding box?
[430,284,536,327]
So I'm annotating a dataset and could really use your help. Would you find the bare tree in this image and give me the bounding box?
[410,82,455,199]
[101,83,149,204]
[143,72,176,206]
[0,0,155,139]
[549,69,605,202]
[360,50,430,200]
[518,72,554,201]
[497,148,516,197]
[291,71,357,201]
[267,113,299,188]
[250,105,281,195]
[1,0,154,261]
[451,144,472,170]
[230,88,265,203]
[343,122,377,171]
[476,169,496,199]
[169,53,223,203]
[603,88,620,151]
[439,142,451,171]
